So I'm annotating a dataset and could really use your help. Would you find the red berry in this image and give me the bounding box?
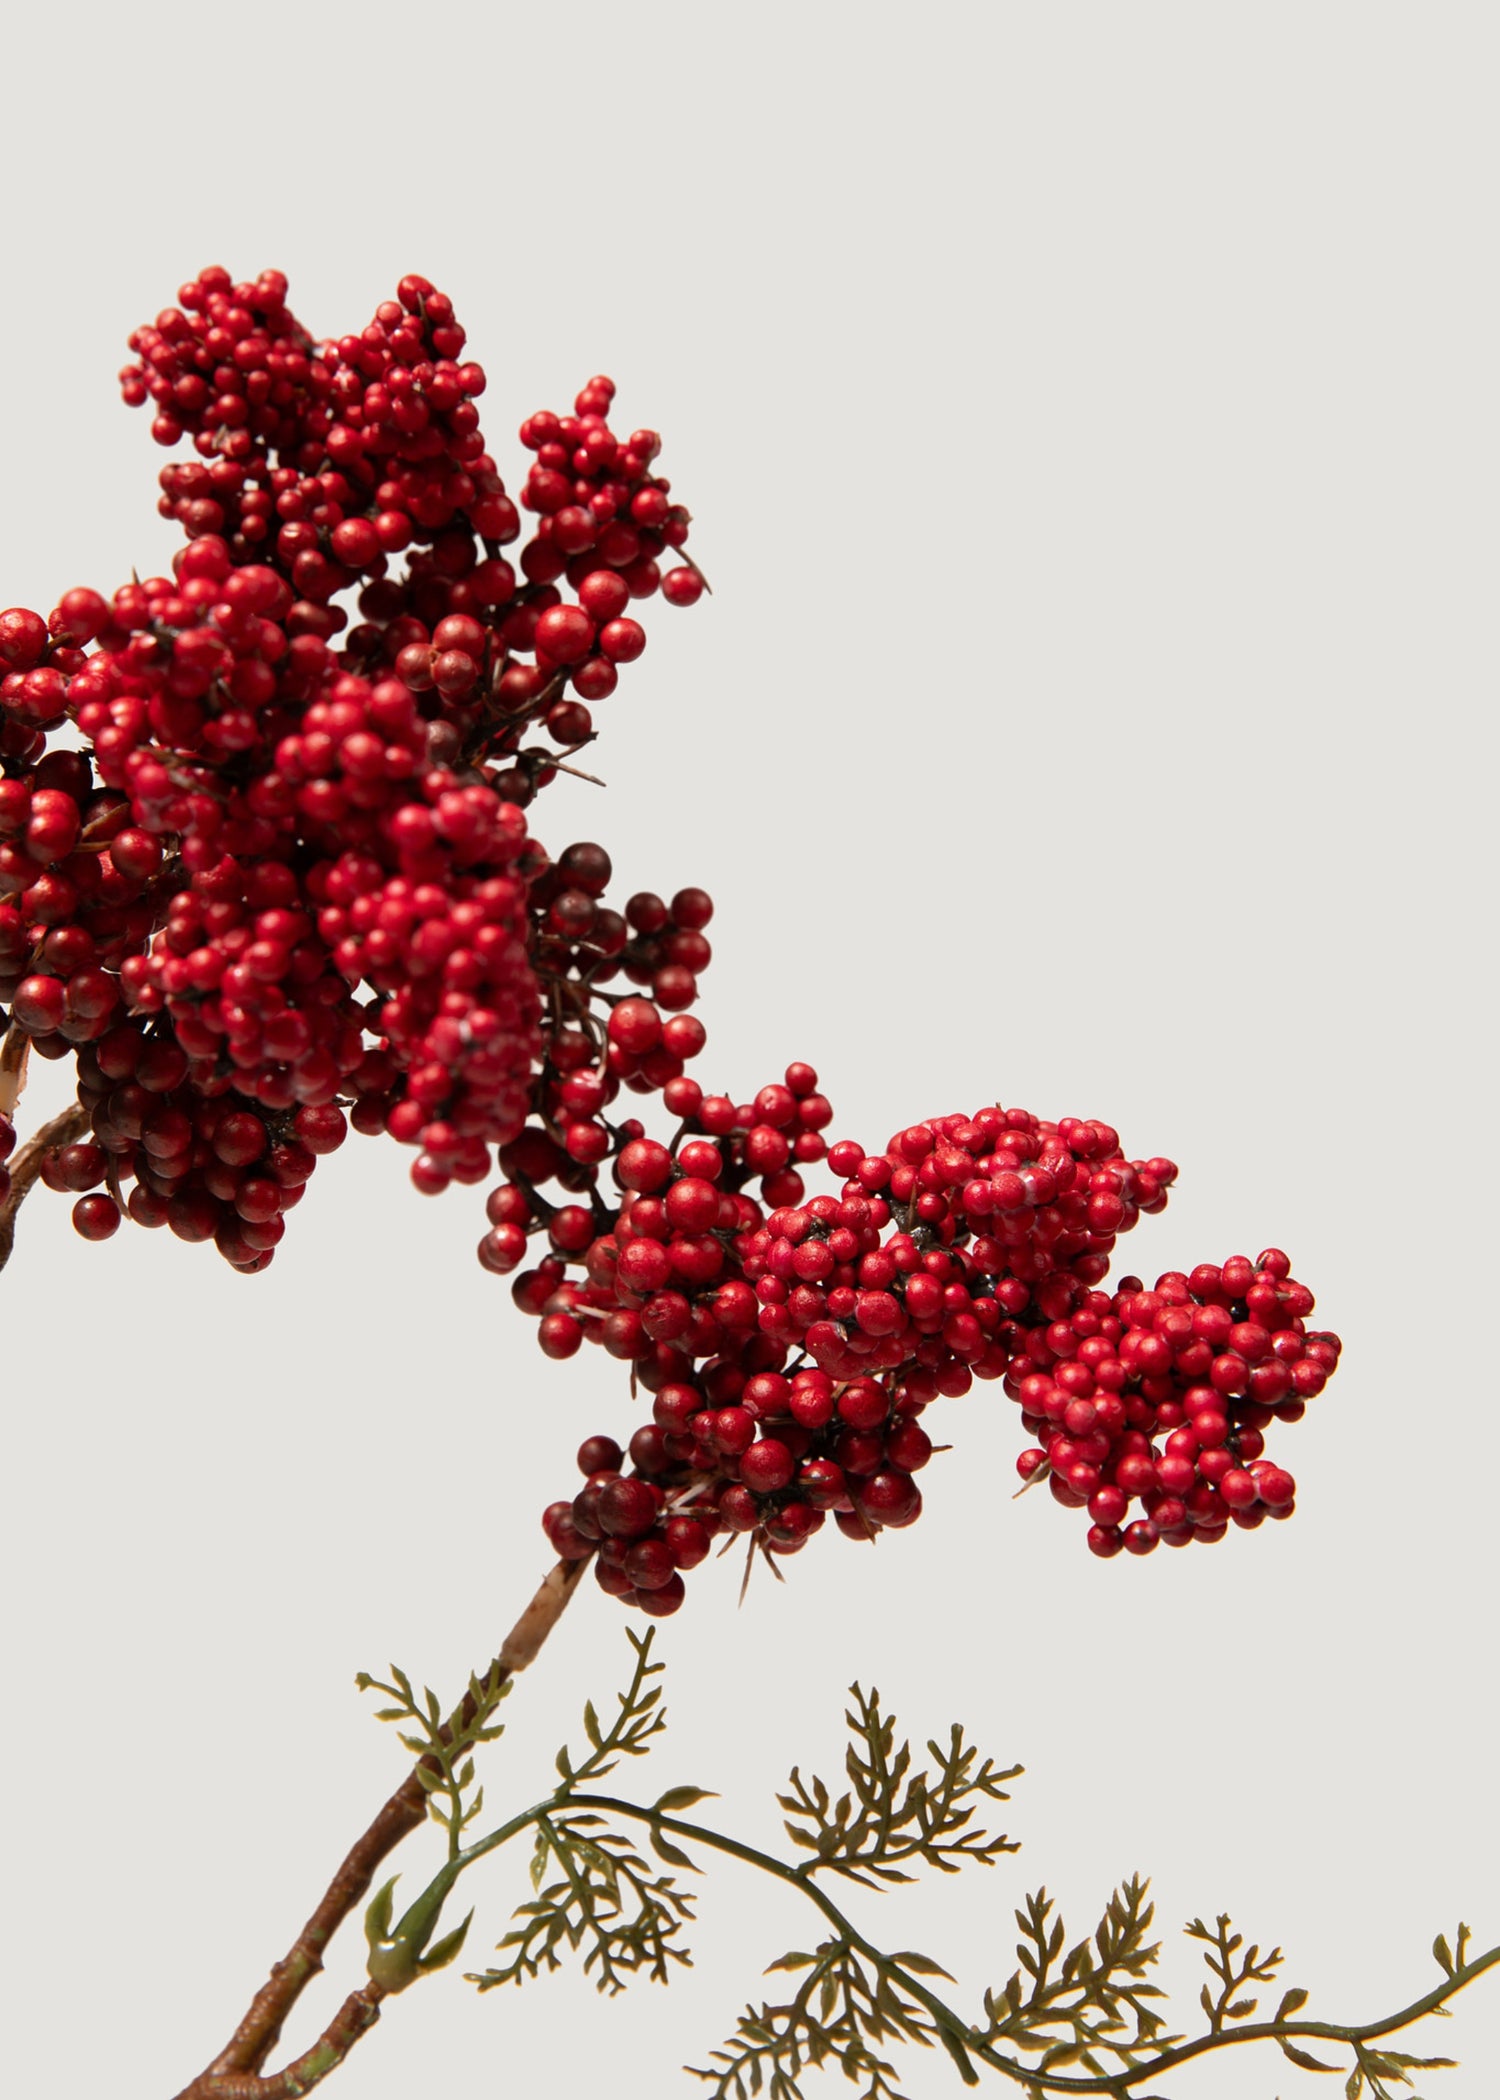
[598,616,645,663]
[535,604,595,665]
[664,1516,710,1570]
[1219,1467,1259,1509]
[739,1438,794,1495]
[539,1312,584,1360]
[635,1572,686,1616]
[618,1138,673,1193]
[72,1193,121,1241]
[608,998,662,1056]
[855,1471,922,1528]
[598,1477,660,1539]
[577,571,630,623]
[624,1537,677,1590]
[661,566,703,607]
[1254,1463,1296,1508]
[12,975,65,1033]
[577,1435,623,1476]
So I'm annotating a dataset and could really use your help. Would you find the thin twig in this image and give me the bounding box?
[171,1553,590,2100]
[674,545,712,593]
[0,1097,90,1276]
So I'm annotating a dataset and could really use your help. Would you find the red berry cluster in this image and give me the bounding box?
[1008,1250,1341,1556]
[1,267,705,1261]
[512,1088,1341,1613]
[4,263,1344,1607]
[120,267,699,732]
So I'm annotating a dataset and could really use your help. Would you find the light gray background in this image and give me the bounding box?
[2,7,1495,2096]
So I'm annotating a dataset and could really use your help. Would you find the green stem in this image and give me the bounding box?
[455,1792,1498,2097]
[558,1797,1495,2091]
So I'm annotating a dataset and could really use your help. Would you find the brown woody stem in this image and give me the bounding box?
[0,1024,31,1118]
[185,1987,386,2100]
[172,1553,589,2100]
[0,1095,90,1276]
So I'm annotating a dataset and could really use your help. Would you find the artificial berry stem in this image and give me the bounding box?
[0,1094,90,1273]
[172,1554,587,2099]
[181,1985,386,2100]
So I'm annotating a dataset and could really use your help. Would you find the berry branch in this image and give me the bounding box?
[3,263,1451,2096]
[1,262,1341,1590]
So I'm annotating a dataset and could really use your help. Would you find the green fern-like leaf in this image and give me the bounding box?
[778,1686,1020,1884]
[1187,1911,1287,2033]
[980,1877,1176,2073]
[357,1656,511,1858]
[471,1806,695,1997]
[688,1938,930,2100]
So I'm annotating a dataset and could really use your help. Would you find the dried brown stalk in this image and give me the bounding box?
[172,1554,589,2099]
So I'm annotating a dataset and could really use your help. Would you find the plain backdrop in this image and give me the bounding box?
[2,7,1495,2097]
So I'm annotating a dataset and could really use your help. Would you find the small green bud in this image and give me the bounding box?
[363,1867,465,1993]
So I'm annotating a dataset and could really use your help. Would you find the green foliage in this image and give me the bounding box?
[778,1683,1021,1886]
[551,1624,669,1792]
[1342,2040,1461,2100]
[468,1631,697,1995]
[351,1629,1491,2097]
[470,1807,696,1994]
[691,1937,950,2100]
[1186,1909,1286,2032]
[976,1878,1175,2083]
[356,1657,510,1858]
[1432,1924,1472,1979]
